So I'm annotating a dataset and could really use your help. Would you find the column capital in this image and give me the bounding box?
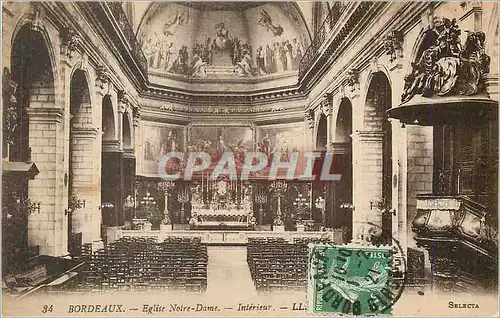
[102,139,121,152]
[71,127,99,139]
[26,107,64,123]
[123,148,135,159]
[351,130,385,142]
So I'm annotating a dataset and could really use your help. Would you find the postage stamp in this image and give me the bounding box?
[307,243,406,316]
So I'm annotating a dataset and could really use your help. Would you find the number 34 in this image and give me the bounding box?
[42,305,53,313]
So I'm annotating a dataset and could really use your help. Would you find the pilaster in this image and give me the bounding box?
[26,107,68,256]
[70,127,100,245]
[351,130,385,244]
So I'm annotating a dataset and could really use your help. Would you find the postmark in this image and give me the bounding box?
[307,224,407,316]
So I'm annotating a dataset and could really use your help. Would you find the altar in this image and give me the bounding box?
[189,177,255,229]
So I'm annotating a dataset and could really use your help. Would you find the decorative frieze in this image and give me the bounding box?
[145,102,303,114]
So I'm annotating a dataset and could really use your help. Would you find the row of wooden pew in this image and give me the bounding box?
[75,237,208,292]
[246,237,333,292]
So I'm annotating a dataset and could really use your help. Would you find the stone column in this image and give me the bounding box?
[351,130,385,244]
[123,149,136,225]
[70,127,100,245]
[26,107,68,256]
[101,140,124,227]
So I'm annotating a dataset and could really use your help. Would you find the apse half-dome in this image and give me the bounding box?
[137,2,310,84]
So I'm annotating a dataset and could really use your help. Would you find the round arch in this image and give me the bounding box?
[70,70,92,127]
[102,95,116,141]
[9,24,56,162]
[363,72,392,130]
[10,14,59,88]
[316,114,328,151]
[363,71,393,206]
[333,97,352,143]
[122,111,133,149]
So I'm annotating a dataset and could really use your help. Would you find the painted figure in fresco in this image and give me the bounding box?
[215,22,229,50]
[235,49,254,76]
[285,40,294,70]
[167,130,178,152]
[163,10,185,36]
[265,44,274,73]
[275,42,284,72]
[144,139,153,160]
[232,38,241,64]
[150,31,162,68]
[163,42,174,72]
[256,46,266,74]
[258,9,284,37]
[280,41,289,71]
[261,133,271,156]
[191,51,207,77]
[143,38,153,67]
[203,38,213,65]
[291,38,303,69]
[171,46,189,74]
[216,135,227,155]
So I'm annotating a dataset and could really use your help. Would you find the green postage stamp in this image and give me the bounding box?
[308,244,403,316]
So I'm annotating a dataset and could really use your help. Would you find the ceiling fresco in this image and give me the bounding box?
[137,2,311,79]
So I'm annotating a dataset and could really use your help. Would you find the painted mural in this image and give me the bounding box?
[257,122,305,161]
[142,122,185,175]
[138,3,309,78]
[189,125,253,154]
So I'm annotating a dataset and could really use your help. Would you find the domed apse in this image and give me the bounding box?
[137,2,310,78]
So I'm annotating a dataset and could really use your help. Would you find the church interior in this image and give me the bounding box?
[1,1,498,311]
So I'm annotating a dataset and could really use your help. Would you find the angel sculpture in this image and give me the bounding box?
[258,10,284,37]
[163,10,185,36]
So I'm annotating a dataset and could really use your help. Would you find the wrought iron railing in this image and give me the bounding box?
[298,2,350,77]
[106,3,148,75]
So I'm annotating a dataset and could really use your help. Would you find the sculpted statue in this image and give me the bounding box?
[401,17,491,103]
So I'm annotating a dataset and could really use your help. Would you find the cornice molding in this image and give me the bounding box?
[140,84,306,107]
[141,101,304,115]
